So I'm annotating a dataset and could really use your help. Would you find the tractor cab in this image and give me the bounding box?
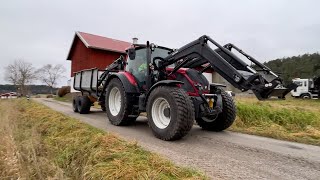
[125,44,173,90]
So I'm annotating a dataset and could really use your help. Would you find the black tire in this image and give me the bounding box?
[101,105,106,111]
[196,88,236,131]
[105,78,137,126]
[72,96,79,112]
[77,96,91,114]
[300,93,311,99]
[147,86,194,141]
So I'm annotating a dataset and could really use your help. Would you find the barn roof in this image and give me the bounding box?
[67,31,131,60]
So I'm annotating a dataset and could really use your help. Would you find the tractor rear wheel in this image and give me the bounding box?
[196,88,236,131]
[78,96,91,114]
[147,86,194,141]
[105,78,137,126]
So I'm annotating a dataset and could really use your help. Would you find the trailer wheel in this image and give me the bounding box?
[78,96,91,114]
[105,78,137,126]
[196,88,236,131]
[72,96,79,112]
[147,86,194,141]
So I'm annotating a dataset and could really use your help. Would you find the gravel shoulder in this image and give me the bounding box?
[34,98,320,180]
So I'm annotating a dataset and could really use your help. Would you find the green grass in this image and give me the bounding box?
[230,97,320,146]
[54,93,73,102]
[0,99,206,179]
[53,96,70,102]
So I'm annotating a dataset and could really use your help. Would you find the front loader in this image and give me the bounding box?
[72,35,297,140]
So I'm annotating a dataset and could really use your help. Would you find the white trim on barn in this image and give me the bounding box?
[76,31,91,47]
[70,77,80,93]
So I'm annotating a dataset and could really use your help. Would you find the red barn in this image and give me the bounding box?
[66,31,131,91]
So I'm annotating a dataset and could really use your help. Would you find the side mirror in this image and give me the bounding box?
[128,48,136,60]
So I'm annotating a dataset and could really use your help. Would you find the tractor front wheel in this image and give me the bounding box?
[105,78,137,126]
[196,88,236,131]
[147,86,194,141]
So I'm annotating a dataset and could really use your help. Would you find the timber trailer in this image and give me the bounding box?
[72,35,297,141]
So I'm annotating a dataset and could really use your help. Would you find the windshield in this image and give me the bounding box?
[151,47,171,60]
[152,47,174,67]
[125,47,172,73]
[125,47,172,88]
[293,81,302,87]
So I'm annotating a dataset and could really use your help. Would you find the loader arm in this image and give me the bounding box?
[161,35,296,100]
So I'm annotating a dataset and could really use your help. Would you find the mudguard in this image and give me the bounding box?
[145,80,184,102]
[105,72,140,93]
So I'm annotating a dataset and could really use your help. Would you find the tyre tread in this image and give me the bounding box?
[106,78,137,126]
[78,96,91,114]
[148,86,194,140]
[196,88,236,131]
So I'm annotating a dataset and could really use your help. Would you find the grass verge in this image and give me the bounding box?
[53,93,73,102]
[231,97,320,146]
[0,99,205,179]
[53,96,70,102]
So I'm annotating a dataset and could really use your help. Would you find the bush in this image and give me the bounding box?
[46,94,53,98]
[57,86,71,97]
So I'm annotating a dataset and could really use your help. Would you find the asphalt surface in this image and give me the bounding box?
[34,98,320,180]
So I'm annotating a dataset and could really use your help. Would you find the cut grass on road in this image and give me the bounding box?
[231,97,320,146]
[0,99,205,179]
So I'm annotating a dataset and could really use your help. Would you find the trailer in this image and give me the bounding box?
[72,35,296,140]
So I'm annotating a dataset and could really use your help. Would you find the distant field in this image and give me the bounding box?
[0,99,205,179]
[231,96,320,146]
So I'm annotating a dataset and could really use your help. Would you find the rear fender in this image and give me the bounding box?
[102,72,140,116]
[105,72,140,93]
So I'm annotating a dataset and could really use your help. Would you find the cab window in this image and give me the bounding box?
[293,81,302,86]
[126,48,147,87]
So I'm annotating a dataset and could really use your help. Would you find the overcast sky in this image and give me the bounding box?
[1,0,319,86]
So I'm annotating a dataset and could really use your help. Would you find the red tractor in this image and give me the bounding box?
[72,35,296,140]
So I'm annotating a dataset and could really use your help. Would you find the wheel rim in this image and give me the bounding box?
[151,97,171,129]
[303,95,310,99]
[109,87,121,116]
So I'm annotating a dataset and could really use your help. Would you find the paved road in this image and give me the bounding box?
[35,98,320,180]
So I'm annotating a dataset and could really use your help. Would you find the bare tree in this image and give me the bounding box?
[4,60,36,96]
[36,64,66,94]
